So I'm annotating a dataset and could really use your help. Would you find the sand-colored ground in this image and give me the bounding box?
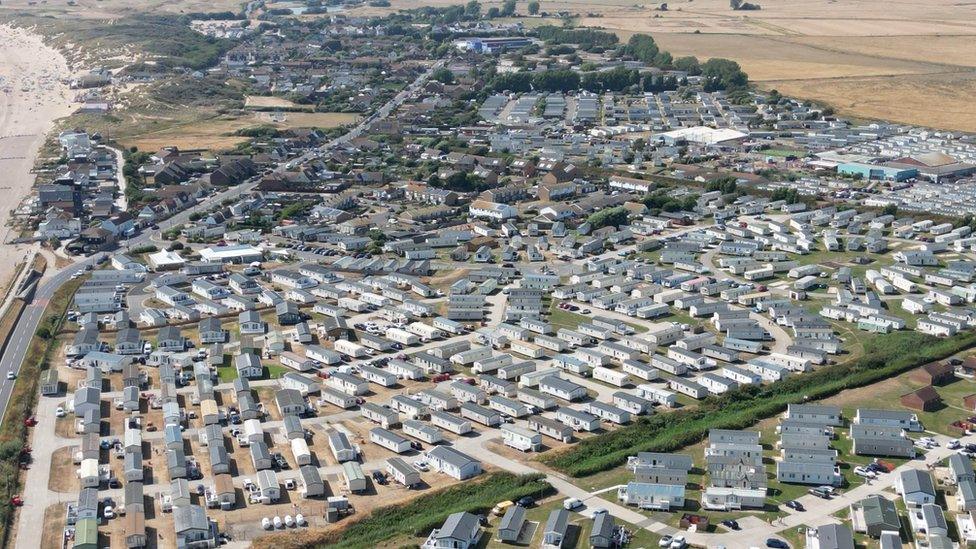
[0,0,244,19]
[0,24,73,291]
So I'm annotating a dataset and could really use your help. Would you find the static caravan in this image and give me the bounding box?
[362,402,400,429]
[613,391,655,415]
[553,354,592,376]
[645,324,683,346]
[406,322,443,341]
[342,461,367,493]
[291,438,312,466]
[334,339,369,359]
[669,378,707,399]
[479,375,517,397]
[452,346,493,366]
[327,430,358,462]
[519,317,553,335]
[577,348,610,368]
[533,334,568,353]
[359,365,398,388]
[555,407,600,432]
[416,389,458,411]
[502,424,542,452]
[556,328,593,348]
[390,395,429,420]
[592,366,631,387]
[280,351,316,372]
[320,386,358,409]
[637,384,677,408]
[369,428,412,454]
[527,415,574,443]
[387,328,420,346]
[450,381,488,404]
[387,457,421,487]
[429,409,472,435]
[585,401,631,425]
[497,360,536,380]
[473,354,513,374]
[698,372,738,395]
[402,419,443,444]
[539,376,588,402]
[429,340,472,360]
[517,388,557,411]
[433,317,464,335]
[622,360,659,382]
[359,333,394,353]
[459,402,502,427]
[328,372,369,396]
[650,354,688,376]
[488,395,530,418]
[721,366,762,386]
[387,359,425,381]
[510,340,545,359]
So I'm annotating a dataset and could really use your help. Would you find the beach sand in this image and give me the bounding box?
[0,24,75,290]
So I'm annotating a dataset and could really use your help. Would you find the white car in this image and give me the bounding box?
[854,466,876,478]
[103,506,115,520]
[948,439,961,449]
[6,372,15,380]
[563,498,583,510]
[670,535,687,549]
[55,407,65,418]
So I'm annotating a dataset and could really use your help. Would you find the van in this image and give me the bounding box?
[808,487,831,499]
[491,500,514,516]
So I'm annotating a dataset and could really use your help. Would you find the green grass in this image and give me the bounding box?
[543,330,976,477]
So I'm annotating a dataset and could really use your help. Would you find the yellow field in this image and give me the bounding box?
[244,96,304,109]
[0,0,244,18]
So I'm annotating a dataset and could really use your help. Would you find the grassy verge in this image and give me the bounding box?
[542,330,976,477]
[0,277,83,547]
[254,473,553,549]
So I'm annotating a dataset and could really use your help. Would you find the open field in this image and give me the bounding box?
[0,0,244,19]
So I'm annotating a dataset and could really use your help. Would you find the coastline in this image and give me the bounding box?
[0,23,74,290]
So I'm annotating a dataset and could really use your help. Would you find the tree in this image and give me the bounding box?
[882,204,898,217]
[487,6,500,17]
[528,1,540,15]
[501,0,517,16]
[701,58,748,91]
[624,34,659,64]
[465,0,481,18]
[587,206,629,229]
[673,56,701,75]
[432,67,455,84]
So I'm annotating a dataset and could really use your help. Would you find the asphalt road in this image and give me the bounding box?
[0,60,440,424]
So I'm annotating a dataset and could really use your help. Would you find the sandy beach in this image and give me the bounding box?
[0,24,74,292]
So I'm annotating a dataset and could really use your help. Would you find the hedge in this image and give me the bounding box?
[543,330,976,477]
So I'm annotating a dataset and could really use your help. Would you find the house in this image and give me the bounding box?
[239,310,266,335]
[913,361,955,386]
[173,505,216,548]
[275,389,307,416]
[276,301,302,325]
[850,495,900,538]
[897,469,936,506]
[198,317,227,344]
[806,523,855,549]
[235,353,263,379]
[541,509,569,549]
[157,326,186,352]
[590,512,615,549]
[497,505,526,543]
[422,512,481,549]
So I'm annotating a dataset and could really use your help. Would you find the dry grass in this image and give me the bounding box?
[245,96,303,109]
[0,0,244,19]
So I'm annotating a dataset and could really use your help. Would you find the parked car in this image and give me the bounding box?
[765,539,788,549]
[785,500,804,511]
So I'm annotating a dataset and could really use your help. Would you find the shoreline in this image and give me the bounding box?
[0,23,75,291]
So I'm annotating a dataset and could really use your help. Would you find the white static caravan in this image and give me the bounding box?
[597,341,639,362]
[517,388,557,411]
[488,395,531,418]
[592,366,631,388]
[698,372,738,395]
[450,381,487,404]
[429,409,472,435]
[406,322,443,341]
[510,340,545,359]
[553,354,593,376]
[459,402,502,427]
[637,385,677,408]
[343,461,368,493]
[243,419,264,443]
[432,316,464,335]
[473,354,513,375]
[622,359,660,382]
[291,438,312,466]
[359,365,398,388]
[328,372,369,396]
[556,328,593,348]
[280,351,316,372]
[402,419,443,444]
[387,328,420,346]
[327,430,358,462]
[533,334,568,353]
[361,402,400,429]
[555,407,600,432]
[577,348,610,368]
[369,428,412,454]
[644,324,683,346]
[668,378,707,399]
[452,346,493,367]
[650,354,688,376]
[415,389,458,411]
[387,457,421,487]
[539,376,588,402]
[502,424,542,452]
[585,401,631,425]
[721,365,762,386]
[519,317,553,335]
[387,359,424,381]
[334,339,369,359]
[320,387,358,409]
[497,360,536,381]
[613,391,655,415]
[518,367,561,388]
[390,395,429,420]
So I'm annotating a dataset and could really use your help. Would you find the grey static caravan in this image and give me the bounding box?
[766,352,812,373]
[328,372,369,396]
[698,373,739,395]
[460,401,503,427]
[473,354,513,374]
[533,334,568,353]
[519,317,553,335]
[406,322,443,340]
[701,345,740,364]
[592,366,631,387]
[636,303,671,319]
[668,378,707,399]
[429,409,472,435]
[359,365,398,388]
[553,354,593,376]
[320,387,358,409]
[415,389,459,411]
[613,392,655,415]
[361,402,400,429]
[497,323,531,341]
[502,424,543,452]
[451,346,493,367]
[667,347,713,371]
[650,354,688,376]
[497,361,536,381]
[723,337,763,353]
[387,457,422,487]
[637,385,677,408]
[304,345,343,366]
[555,407,600,432]
[327,430,358,462]
[577,323,613,340]
[597,341,639,362]
[585,401,632,425]
[527,415,573,443]
[432,316,465,335]
[517,388,557,411]
[359,333,395,353]
[450,381,488,404]
[577,348,610,368]
[390,395,429,420]
[488,395,530,418]
[539,376,588,402]
[479,375,517,397]
[556,328,593,348]
[676,332,716,351]
[387,359,425,381]
[721,366,762,386]
[622,360,660,382]
[510,340,545,359]
[401,419,443,444]
[387,328,420,346]
[518,368,562,388]
[618,337,654,355]
[342,461,367,493]
[369,428,412,454]
[429,340,472,360]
